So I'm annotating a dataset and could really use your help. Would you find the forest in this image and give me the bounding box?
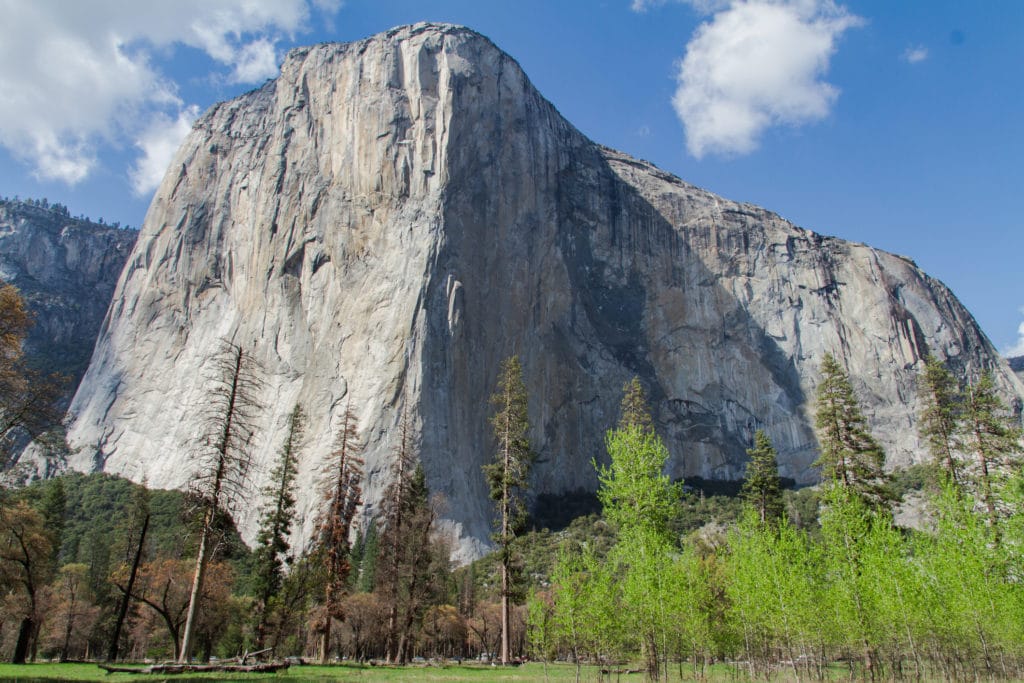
[0,282,1023,681]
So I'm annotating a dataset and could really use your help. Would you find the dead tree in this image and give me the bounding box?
[178,342,263,663]
[315,403,363,664]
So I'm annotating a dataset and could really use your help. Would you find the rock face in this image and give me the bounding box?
[65,24,1024,560]
[0,199,136,399]
[1010,356,1024,384]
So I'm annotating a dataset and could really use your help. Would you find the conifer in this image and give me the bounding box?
[918,355,964,485]
[741,430,783,524]
[813,354,891,510]
[482,355,534,665]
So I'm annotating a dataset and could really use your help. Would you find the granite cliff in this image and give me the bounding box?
[64,24,1024,559]
[0,199,136,399]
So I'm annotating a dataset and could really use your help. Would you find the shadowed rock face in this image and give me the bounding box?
[0,200,136,399]
[64,23,1023,560]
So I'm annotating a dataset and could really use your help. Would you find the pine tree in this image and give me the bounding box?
[619,376,654,433]
[252,406,303,649]
[482,355,535,665]
[741,430,783,524]
[918,355,964,485]
[377,402,435,663]
[813,354,891,510]
[315,403,363,664]
[179,342,263,663]
[962,371,1023,533]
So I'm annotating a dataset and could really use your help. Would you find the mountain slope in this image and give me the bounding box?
[0,198,136,398]
[65,23,1023,559]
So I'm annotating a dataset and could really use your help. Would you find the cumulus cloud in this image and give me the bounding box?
[1004,310,1024,358]
[0,1,335,186]
[903,45,929,64]
[130,105,201,195]
[671,0,862,158]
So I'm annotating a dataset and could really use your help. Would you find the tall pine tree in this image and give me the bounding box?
[619,376,654,434]
[315,403,363,664]
[813,354,891,510]
[482,355,534,665]
[252,406,303,649]
[741,429,783,524]
[962,371,1023,533]
[918,355,964,485]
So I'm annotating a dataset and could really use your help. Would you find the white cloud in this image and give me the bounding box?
[903,45,929,64]
[1004,310,1024,358]
[231,38,280,83]
[0,1,337,187]
[130,105,201,195]
[671,0,862,159]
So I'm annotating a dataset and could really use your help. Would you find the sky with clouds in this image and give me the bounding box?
[0,0,1021,356]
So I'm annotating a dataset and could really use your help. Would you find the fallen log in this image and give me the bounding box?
[98,661,290,675]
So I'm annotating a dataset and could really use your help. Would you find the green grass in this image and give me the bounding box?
[0,661,650,683]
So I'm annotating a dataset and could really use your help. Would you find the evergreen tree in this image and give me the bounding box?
[918,355,964,485]
[618,376,654,433]
[962,372,1023,533]
[741,430,783,524]
[813,354,891,509]
[252,406,303,648]
[39,478,67,564]
[482,355,535,665]
[315,403,363,664]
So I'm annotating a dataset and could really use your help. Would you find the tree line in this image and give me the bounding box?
[1,268,1023,678]
[530,355,1023,681]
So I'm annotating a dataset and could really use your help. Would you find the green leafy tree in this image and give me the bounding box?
[813,354,891,510]
[918,355,964,485]
[594,402,682,680]
[741,430,783,524]
[482,355,535,665]
[596,426,680,542]
[252,406,303,648]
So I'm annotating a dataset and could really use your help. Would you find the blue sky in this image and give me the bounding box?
[1,0,1021,356]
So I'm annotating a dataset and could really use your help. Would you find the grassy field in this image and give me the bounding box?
[0,661,659,682]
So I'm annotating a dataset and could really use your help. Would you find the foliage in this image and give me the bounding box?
[313,402,363,663]
[918,355,965,484]
[481,355,535,665]
[0,282,65,473]
[813,353,892,509]
[740,429,783,524]
[962,371,1023,533]
[618,376,653,433]
[251,406,303,646]
[596,425,681,542]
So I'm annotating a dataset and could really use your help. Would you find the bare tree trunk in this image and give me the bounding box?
[108,513,149,661]
[179,515,212,662]
[11,617,32,664]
